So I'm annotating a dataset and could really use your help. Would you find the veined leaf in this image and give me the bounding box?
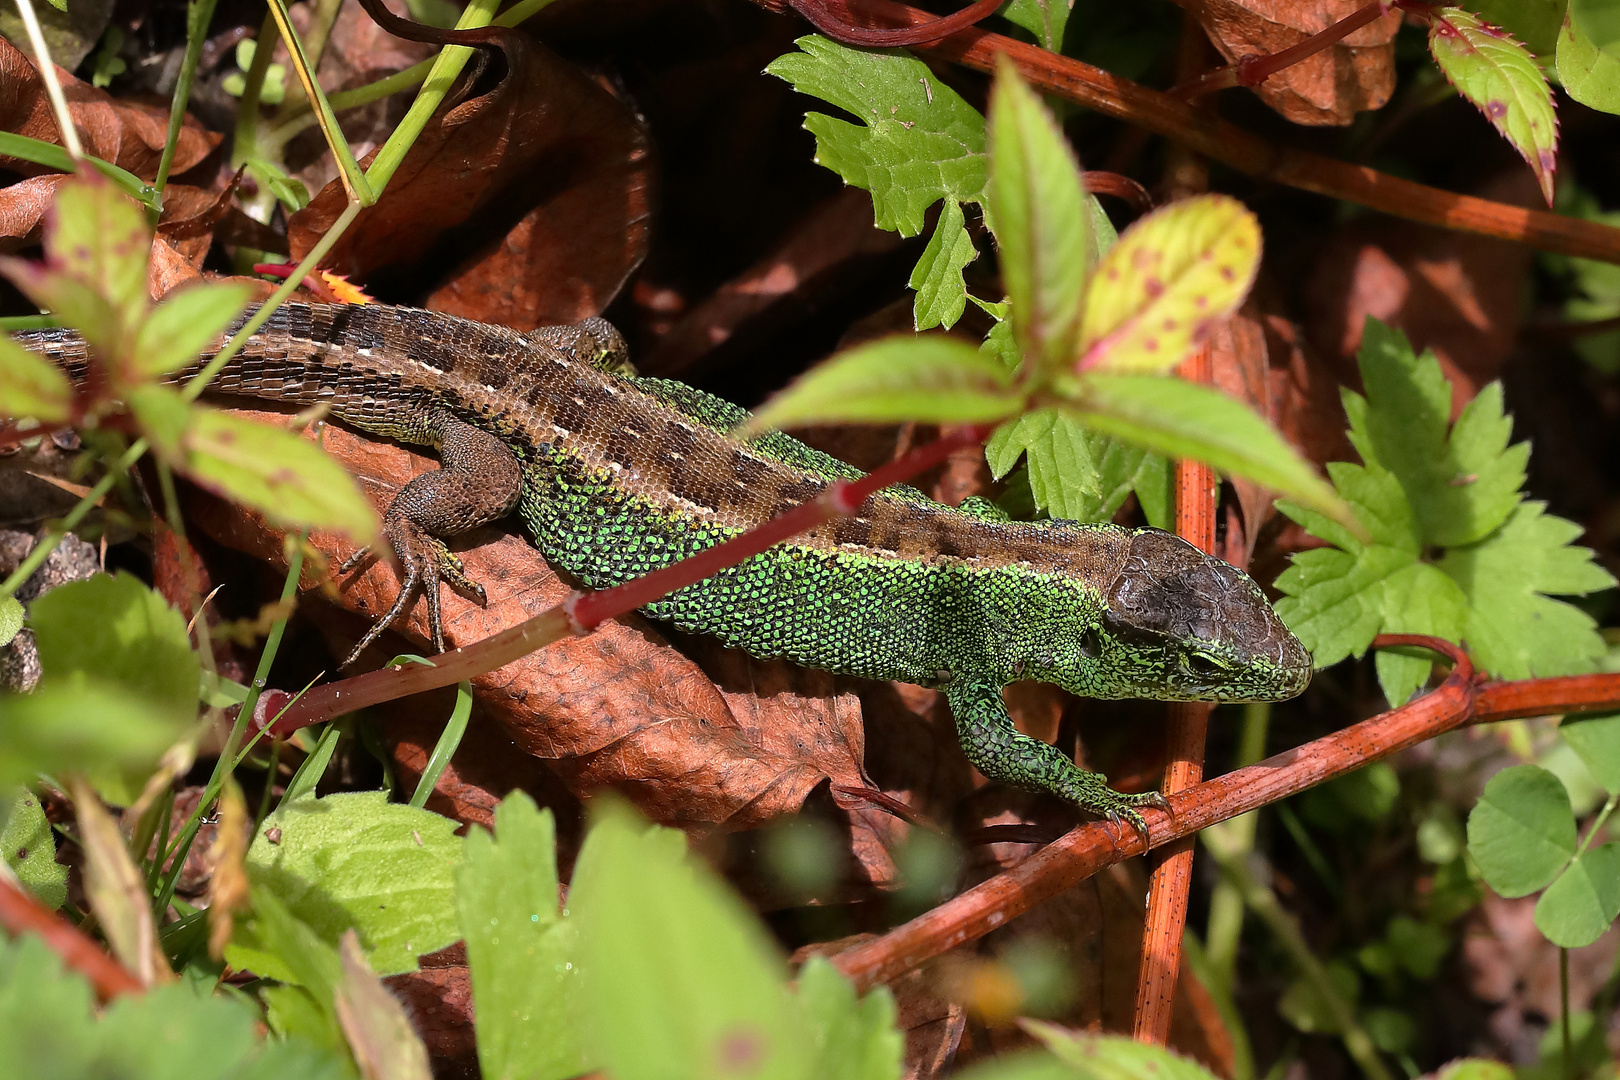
[1429,6,1559,205]
[45,175,151,320]
[1536,842,1620,948]
[1467,764,1575,897]
[0,334,71,423]
[182,407,380,544]
[1067,373,1355,531]
[1558,9,1620,115]
[1570,0,1620,58]
[1001,0,1070,51]
[744,334,1023,434]
[987,56,1088,371]
[1077,195,1260,375]
[130,281,252,378]
[909,199,978,331]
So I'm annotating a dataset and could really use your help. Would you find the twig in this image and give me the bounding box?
[1171,1,1393,101]
[777,0,1004,47]
[831,638,1620,991]
[801,0,1620,265]
[0,878,143,1002]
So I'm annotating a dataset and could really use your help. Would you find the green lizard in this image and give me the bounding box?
[23,301,1312,833]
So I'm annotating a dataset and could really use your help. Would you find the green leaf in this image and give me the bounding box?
[29,572,199,722]
[952,1050,1077,1080]
[1464,0,1566,55]
[570,804,807,1080]
[457,794,589,1080]
[227,887,347,1050]
[986,409,1170,524]
[1441,501,1615,680]
[1001,0,1070,51]
[1560,712,1620,794]
[246,792,463,976]
[766,36,986,236]
[1371,561,1468,707]
[0,683,192,801]
[797,956,903,1080]
[909,199,978,331]
[0,334,71,423]
[1067,374,1353,530]
[0,935,97,1076]
[1570,0,1620,57]
[1467,764,1576,897]
[1,790,67,909]
[1277,961,1360,1036]
[1349,320,1526,547]
[45,174,151,320]
[1558,11,1620,118]
[1535,841,1620,947]
[0,596,22,648]
[181,406,381,545]
[129,281,252,378]
[1434,1060,1516,1080]
[1077,195,1261,375]
[1428,6,1559,205]
[746,335,1022,433]
[1021,1023,1221,1079]
[987,56,1088,370]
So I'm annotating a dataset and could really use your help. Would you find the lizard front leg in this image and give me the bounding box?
[945,679,1168,844]
[339,408,522,666]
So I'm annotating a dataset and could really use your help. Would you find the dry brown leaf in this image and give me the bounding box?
[1305,171,1539,410]
[384,945,478,1077]
[1180,0,1401,125]
[0,173,69,247]
[0,36,218,179]
[289,29,651,328]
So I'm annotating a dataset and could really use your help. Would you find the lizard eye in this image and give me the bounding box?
[1182,651,1229,680]
[1079,627,1103,659]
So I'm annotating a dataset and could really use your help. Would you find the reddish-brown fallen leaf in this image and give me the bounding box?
[0,36,218,179]
[1179,0,1400,125]
[289,27,651,328]
[1305,171,1540,409]
[0,173,69,247]
[383,944,477,1075]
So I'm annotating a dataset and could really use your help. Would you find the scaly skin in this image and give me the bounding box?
[21,301,1313,832]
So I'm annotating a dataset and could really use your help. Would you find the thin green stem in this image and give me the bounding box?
[1574,793,1619,860]
[231,10,279,170]
[1563,947,1573,1080]
[152,0,222,205]
[263,0,373,204]
[263,62,433,152]
[0,439,148,601]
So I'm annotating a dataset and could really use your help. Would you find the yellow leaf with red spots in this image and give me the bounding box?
[1075,194,1260,376]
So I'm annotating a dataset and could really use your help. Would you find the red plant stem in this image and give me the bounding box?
[834,638,1620,992]
[1084,171,1155,215]
[815,0,1620,264]
[0,877,143,1002]
[1172,1,1391,100]
[1134,343,1217,1042]
[783,0,1004,46]
[254,424,993,734]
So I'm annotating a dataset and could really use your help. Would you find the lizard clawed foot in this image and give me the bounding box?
[337,516,489,668]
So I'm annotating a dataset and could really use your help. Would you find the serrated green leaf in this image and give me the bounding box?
[1441,501,1615,680]
[247,792,463,976]
[1429,6,1559,205]
[747,335,1022,433]
[1467,764,1576,897]
[1067,374,1353,530]
[29,571,199,723]
[1350,320,1525,547]
[987,408,1100,504]
[0,334,71,423]
[1,791,67,909]
[129,281,251,378]
[570,804,806,1080]
[987,56,1088,371]
[1078,195,1261,375]
[0,683,191,802]
[1560,712,1620,794]
[457,794,589,1080]
[766,36,986,236]
[797,957,902,1080]
[1535,841,1620,947]
[1558,9,1620,114]
[181,407,380,544]
[1372,561,1468,707]
[1275,542,1415,669]
[910,199,978,330]
[1001,0,1070,51]
[1023,1023,1221,1080]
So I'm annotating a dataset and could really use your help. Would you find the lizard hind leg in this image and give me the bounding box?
[945,679,1168,845]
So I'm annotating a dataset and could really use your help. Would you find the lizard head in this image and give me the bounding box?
[1085,528,1311,702]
